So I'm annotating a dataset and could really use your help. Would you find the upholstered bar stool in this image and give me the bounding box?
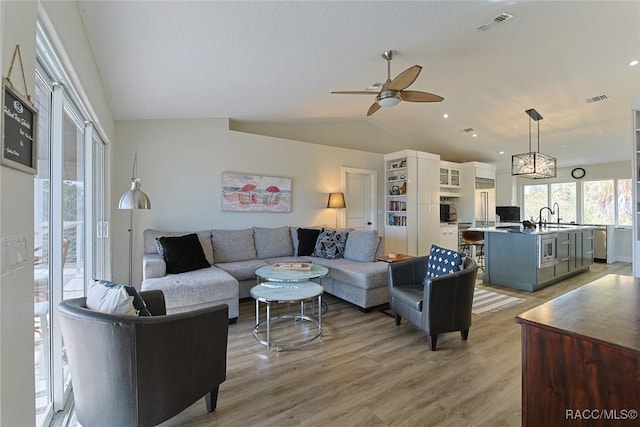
[461,230,484,270]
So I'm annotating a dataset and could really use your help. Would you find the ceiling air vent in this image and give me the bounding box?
[477,12,514,31]
[460,128,475,133]
[585,94,609,104]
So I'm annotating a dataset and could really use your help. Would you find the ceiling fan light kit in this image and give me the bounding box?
[377,91,402,107]
[511,108,557,179]
[331,50,444,116]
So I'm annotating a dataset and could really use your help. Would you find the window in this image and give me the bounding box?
[617,179,632,226]
[583,180,615,224]
[525,179,630,226]
[523,184,548,222]
[550,182,577,223]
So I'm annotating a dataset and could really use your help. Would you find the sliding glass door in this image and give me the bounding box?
[34,66,53,427]
[34,56,108,426]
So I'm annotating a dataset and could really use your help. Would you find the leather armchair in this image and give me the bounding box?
[57,290,228,427]
[388,256,478,350]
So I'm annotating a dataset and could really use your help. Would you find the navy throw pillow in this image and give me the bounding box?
[424,244,467,280]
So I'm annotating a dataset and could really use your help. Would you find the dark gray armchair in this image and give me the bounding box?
[57,290,228,427]
[388,256,478,350]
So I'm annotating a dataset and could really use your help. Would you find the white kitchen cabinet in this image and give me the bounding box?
[418,155,440,204]
[417,204,440,256]
[440,224,459,250]
[439,161,460,188]
[384,150,440,256]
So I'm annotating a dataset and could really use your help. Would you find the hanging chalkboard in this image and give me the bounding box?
[2,79,37,174]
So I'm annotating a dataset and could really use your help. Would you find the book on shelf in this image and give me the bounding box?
[272,262,312,271]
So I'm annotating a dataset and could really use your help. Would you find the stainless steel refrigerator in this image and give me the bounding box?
[474,178,496,227]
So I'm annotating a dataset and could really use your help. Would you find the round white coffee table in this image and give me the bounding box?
[250,281,324,350]
[254,263,329,283]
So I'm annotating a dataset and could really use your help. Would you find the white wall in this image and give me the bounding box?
[0,2,114,425]
[1,2,39,425]
[112,119,385,286]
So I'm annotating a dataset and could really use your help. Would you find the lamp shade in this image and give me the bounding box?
[327,192,346,209]
[512,152,557,179]
[118,178,151,209]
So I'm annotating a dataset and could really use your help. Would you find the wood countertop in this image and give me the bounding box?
[515,274,640,353]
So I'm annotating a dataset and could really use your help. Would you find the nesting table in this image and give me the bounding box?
[251,264,328,350]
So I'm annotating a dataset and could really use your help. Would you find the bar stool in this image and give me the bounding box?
[461,230,484,270]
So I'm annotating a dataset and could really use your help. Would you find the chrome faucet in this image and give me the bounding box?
[539,206,554,228]
[552,202,561,224]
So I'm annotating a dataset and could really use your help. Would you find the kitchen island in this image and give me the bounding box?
[479,224,594,291]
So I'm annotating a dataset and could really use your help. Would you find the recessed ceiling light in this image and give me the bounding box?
[499,151,504,155]
[630,60,639,67]
[472,133,477,138]
[443,113,449,119]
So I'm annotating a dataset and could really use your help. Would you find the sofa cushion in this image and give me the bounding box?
[157,234,211,274]
[344,230,380,262]
[425,244,467,280]
[143,229,214,265]
[141,266,238,311]
[215,259,269,281]
[93,280,152,316]
[305,257,388,290]
[211,228,257,262]
[253,226,294,259]
[297,228,321,256]
[312,229,349,259]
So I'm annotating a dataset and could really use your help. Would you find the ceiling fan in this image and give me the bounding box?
[331,50,444,116]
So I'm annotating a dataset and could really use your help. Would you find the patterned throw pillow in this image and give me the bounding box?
[424,244,467,280]
[87,280,152,317]
[312,229,349,259]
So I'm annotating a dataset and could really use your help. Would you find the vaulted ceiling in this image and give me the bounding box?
[77,1,640,170]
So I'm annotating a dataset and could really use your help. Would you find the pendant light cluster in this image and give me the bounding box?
[511,108,557,179]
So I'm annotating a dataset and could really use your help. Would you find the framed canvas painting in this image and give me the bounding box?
[222,172,292,212]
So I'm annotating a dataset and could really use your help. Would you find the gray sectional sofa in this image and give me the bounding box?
[141,226,389,320]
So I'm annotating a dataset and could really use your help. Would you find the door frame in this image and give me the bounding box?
[341,167,378,231]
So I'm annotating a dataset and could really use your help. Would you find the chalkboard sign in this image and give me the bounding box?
[2,79,37,174]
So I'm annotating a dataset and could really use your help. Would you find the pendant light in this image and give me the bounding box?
[511,108,557,179]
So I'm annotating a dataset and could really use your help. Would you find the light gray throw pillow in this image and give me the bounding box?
[344,229,380,262]
[211,228,257,263]
[253,226,294,259]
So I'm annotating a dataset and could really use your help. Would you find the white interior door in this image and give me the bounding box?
[342,167,377,230]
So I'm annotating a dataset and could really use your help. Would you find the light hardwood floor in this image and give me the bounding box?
[63,263,632,427]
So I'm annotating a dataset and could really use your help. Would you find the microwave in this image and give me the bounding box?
[539,235,558,269]
[440,204,457,222]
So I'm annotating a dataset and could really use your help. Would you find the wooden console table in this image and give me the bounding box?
[515,274,640,426]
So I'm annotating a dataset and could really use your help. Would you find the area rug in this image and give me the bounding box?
[472,287,525,316]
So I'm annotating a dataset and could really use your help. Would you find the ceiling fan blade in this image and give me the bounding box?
[401,90,444,102]
[331,91,380,95]
[367,102,381,116]
[388,65,422,91]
